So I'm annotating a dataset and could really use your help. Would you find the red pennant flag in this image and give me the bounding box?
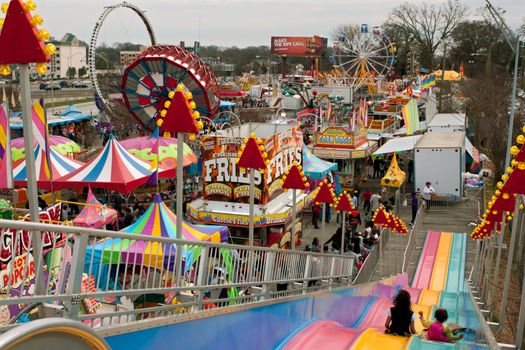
[282,164,308,190]
[314,181,335,204]
[238,138,266,169]
[162,90,198,134]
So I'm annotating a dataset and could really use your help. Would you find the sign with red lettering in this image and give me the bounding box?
[271,36,327,57]
[0,203,65,264]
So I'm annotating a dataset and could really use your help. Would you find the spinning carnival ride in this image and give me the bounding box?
[121,46,220,132]
[332,24,396,91]
[89,3,220,130]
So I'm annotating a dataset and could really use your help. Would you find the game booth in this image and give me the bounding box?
[313,126,377,191]
[187,123,318,248]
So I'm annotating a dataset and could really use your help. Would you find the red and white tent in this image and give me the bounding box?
[54,135,175,194]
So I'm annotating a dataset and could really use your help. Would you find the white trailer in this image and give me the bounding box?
[414,132,465,199]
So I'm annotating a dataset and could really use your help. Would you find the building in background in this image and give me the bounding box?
[30,33,88,79]
[119,45,148,68]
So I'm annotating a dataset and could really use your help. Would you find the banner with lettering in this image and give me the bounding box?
[202,127,302,204]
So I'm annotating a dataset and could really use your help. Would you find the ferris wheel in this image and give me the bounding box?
[333,24,396,88]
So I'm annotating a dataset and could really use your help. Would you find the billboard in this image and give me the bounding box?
[271,36,326,57]
[201,127,303,204]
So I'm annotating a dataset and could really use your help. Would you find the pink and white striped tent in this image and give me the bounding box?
[54,135,175,194]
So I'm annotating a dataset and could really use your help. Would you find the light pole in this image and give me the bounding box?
[485,0,521,171]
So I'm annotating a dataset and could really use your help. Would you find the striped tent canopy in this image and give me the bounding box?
[85,194,229,270]
[302,145,337,180]
[13,144,84,191]
[54,135,175,194]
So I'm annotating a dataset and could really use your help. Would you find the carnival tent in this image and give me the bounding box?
[13,144,84,190]
[11,135,81,162]
[53,135,175,194]
[302,145,337,180]
[119,135,197,169]
[85,194,228,270]
[72,188,118,229]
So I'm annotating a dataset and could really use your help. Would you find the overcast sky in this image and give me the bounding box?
[38,0,523,47]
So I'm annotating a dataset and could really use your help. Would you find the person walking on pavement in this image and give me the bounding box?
[312,204,321,229]
[362,189,372,214]
[422,182,435,210]
[373,158,381,179]
[370,191,382,213]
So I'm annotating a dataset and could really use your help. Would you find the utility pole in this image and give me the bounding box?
[485,0,521,171]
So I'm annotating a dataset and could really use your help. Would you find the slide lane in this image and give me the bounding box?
[412,231,441,289]
[350,329,412,350]
[444,233,464,293]
[428,232,452,291]
[281,320,359,350]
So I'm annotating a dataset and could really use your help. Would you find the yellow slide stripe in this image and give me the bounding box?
[350,329,413,350]
[429,232,452,291]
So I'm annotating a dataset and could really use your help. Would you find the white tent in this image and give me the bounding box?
[373,135,423,155]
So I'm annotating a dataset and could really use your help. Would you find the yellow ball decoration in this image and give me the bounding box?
[37,29,50,41]
[265,159,270,166]
[502,193,510,200]
[196,121,204,129]
[176,84,185,92]
[495,190,501,196]
[512,159,519,167]
[160,109,167,117]
[192,111,200,119]
[262,152,268,158]
[0,18,3,29]
[164,101,171,109]
[1,3,9,14]
[510,146,520,156]
[156,119,164,126]
[184,92,193,100]
[0,64,11,76]
[23,0,36,12]
[507,167,514,174]
[189,101,196,109]
[518,162,525,170]
[258,145,264,152]
[250,132,256,138]
[517,135,525,145]
[30,13,43,26]
[188,133,196,141]
[168,91,175,99]
[36,63,47,74]
[44,43,56,56]
[502,174,508,181]
[497,181,504,189]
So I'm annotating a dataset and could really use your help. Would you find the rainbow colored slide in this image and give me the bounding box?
[104,232,488,350]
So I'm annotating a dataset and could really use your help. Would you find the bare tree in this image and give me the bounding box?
[385,0,467,69]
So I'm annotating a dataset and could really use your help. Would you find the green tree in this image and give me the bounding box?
[78,66,87,78]
[67,67,77,79]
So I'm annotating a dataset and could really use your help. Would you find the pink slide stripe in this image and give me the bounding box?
[412,231,441,289]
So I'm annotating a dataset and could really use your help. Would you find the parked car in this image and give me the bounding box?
[73,81,89,88]
[59,80,70,88]
[39,83,49,90]
[43,83,61,90]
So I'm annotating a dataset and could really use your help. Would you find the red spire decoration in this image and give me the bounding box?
[314,180,336,204]
[159,88,201,135]
[237,133,268,170]
[372,207,389,226]
[335,192,354,212]
[282,163,309,190]
[0,0,50,65]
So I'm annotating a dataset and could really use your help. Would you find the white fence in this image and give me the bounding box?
[0,220,354,330]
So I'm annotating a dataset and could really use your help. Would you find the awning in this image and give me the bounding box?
[394,121,427,136]
[373,135,422,155]
[302,145,337,179]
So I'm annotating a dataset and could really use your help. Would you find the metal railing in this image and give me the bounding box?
[402,206,424,274]
[0,219,354,331]
[353,227,391,284]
